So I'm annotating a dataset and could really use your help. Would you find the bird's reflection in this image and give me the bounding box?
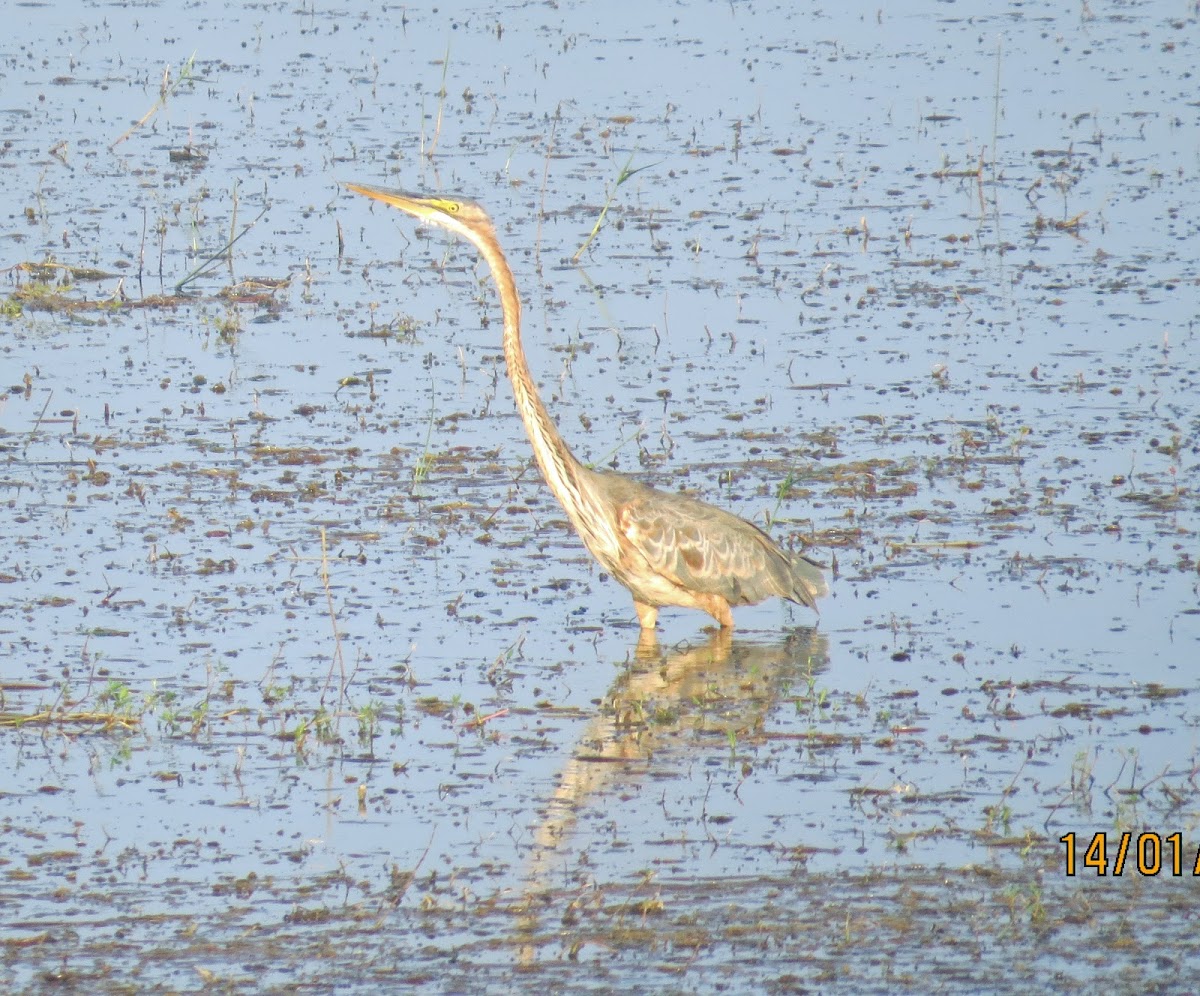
[520,626,830,946]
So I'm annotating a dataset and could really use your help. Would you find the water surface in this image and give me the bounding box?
[2,0,1198,990]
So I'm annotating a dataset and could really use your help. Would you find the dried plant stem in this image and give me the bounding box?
[319,527,348,705]
[110,52,198,151]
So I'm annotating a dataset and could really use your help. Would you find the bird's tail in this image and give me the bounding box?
[788,553,829,609]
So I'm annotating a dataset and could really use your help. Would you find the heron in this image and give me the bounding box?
[345,183,827,632]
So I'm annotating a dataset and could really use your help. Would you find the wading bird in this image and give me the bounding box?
[345,183,827,632]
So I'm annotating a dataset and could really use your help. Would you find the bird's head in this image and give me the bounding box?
[343,183,497,249]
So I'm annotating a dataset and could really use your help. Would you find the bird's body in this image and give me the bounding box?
[345,183,827,631]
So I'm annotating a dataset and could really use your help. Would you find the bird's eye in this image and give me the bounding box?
[446,203,459,214]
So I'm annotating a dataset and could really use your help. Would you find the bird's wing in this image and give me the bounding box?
[616,491,794,606]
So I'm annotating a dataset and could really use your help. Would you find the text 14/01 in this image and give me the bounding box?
[1061,832,1197,877]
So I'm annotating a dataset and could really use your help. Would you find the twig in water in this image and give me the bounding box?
[23,389,54,456]
[174,202,270,294]
[461,708,509,729]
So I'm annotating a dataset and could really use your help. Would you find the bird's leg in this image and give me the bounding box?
[633,600,658,631]
[691,592,735,629]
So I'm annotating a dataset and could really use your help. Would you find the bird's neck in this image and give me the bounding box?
[473,234,588,512]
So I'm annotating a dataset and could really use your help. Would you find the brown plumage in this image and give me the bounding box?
[345,183,827,631]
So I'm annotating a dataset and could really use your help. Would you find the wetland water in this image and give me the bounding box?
[2,0,1199,991]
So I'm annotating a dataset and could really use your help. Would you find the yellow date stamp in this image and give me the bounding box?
[1060,832,1199,876]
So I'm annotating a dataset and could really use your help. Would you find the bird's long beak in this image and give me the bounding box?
[343,182,441,221]
[344,182,416,208]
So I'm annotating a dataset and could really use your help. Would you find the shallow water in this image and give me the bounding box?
[2,0,1199,991]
